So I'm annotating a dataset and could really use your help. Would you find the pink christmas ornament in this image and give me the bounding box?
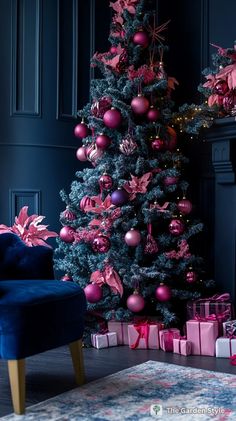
[119,134,138,155]
[214,80,229,95]
[60,207,76,221]
[92,234,111,253]
[186,270,198,283]
[87,143,104,166]
[223,90,236,112]
[164,176,179,186]
[61,274,73,282]
[96,134,111,149]
[125,228,141,246]
[147,107,160,122]
[169,219,184,236]
[74,122,89,139]
[103,108,122,128]
[151,136,164,151]
[177,198,193,215]
[59,226,75,243]
[110,45,118,54]
[76,146,87,162]
[80,196,96,212]
[133,30,149,48]
[91,96,112,118]
[84,283,103,303]
[99,173,113,190]
[127,291,145,312]
[155,284,172,302]
[131,95,150,115]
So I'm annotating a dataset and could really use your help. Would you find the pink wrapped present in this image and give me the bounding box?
[187,293,233,322]
[128,321,164,349]
[159,328,180,352]
[223,320,236,337]
[173,338,192,356]
[91,331,118,349]
[216,337,236,358]
[107,320,130,345]
[186,320,219,356]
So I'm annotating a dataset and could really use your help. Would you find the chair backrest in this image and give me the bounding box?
[0,233,54,280]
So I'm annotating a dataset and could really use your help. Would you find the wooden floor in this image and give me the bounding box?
[0,345,236,417]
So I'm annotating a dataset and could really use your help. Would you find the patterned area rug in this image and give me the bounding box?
[1,360,236,420]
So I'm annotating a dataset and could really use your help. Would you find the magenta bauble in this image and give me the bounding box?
[61,274,73,282]
[223,90,236,112]
[59,226,75,243]
[91,96,112,118]
[131,95,150,115]
[214,80,229,96]
[125,228,141,247]
[155,284,172,302]
[147,107,160,122]
[76,146,87,162]
[96,134,111,149]
[92,234,111,253]
[163,176,179,186]
[99,173,113,190]
[80,196,95,212]
[74,122,89,139]
[87,143,104,166]
[186,271,198,283]
[133,30,149,48]
[84,283,103,303]
[60,207,76,221]
[110,46,117,54]
[151,137,164,151]
[111,188,129,206]
[103,108,122,128]
[177,198,193,215]
[169,219,185,236]
[127,292,145,312]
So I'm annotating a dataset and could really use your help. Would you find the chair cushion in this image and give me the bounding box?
[0,280,87,359]
[0,233,54,280]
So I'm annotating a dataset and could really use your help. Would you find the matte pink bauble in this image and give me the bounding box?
[99,174,113,190]
[74,122,89,139]
[164,176,179,186]
[214,80,229,96]
[92,234,111,253]
[110,46,117,54]
[84,283,103,303]
[80,196,95,212]
[127,292,145,312]
[103,108,122,128]
[131,95,150,115]
[147,107,160,122]
[169,219,184,236]
[133,30,149,48]
[155,284,172,302]
[61,274,73,282]
[59,226,75,243]
[96,134,111,149]
[125,228,141,246]
[151,136,164,151]
[186,271,198,283]
[76,146,87,161]
[111,188,129,206]
[177,198,193,215]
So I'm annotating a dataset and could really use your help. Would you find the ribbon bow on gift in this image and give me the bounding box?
[130,321,150,349]
[194,309,230,323]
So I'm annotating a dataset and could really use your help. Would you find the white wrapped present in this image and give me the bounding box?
[215,337,236,358]
[91,331,118,349]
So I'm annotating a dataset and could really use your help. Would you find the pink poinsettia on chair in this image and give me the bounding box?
[0,206,58,247]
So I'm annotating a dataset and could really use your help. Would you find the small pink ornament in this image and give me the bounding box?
[80,196,95,212]
[91,96,112,118]
[133,30,149,48]
[147,107,160,122]
[127,291,145,312]
[84,283,103,303]
[177,198,193,215]
[61,207,76,221]
[151,136,164,151]
[155,284,172,302]
[186,270,198,283]
[125,228,141,247]
[59,226,75,243]
[96,134,111,149]
[131,94,150,115]
[87,143,104,166]
[103,108,122,129]
[164,176,179,186]
[169,219,184,236]
[110,45,117,54]
[76,146,87,162]
[144,234,158,254]
[61,274,73,282]
[223,90,236,112]
[92,234,111,253]
[99,173,113,190]
[214,80,229,96]
[74,122,89,139]
[119,134,137,155]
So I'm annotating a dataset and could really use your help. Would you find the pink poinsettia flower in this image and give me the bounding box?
[0,206,58,247]
[84,195,115,214]
[207,94,223,107]
[167,77,179,90]
[203,74,216,89]
[216,63,236,90]
[128,65,156,84]
[90,264,123,296]
[123,172,152,200]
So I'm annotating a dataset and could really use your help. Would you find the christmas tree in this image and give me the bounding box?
[54,0,211,344]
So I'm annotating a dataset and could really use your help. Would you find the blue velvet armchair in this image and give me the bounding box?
[0,233,87,415]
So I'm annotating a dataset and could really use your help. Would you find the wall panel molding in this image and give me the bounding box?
[0,142,76,150]
[11,0,42,117]
[89,0,95,85]
[9,189,42,225]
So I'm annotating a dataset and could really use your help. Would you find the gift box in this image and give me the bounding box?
[216,337,236,358]
[187,293,233,322]
[173,338,192,356]
[107,320,130,345]
[223,320,236,337]
[128,321,164,349]
[186,320,219,356]
[159,328,180,352]
[91,331,118,349]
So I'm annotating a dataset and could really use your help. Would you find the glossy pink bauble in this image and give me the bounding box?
[155,284,172,302]
[125,229,141,247]
[99,174,113,190]
[87,144,104,166]
[80,196,95,212]
[92,234,111,253]
[61,274,73,282]
[164,176,179,186]
[76,146,87,161]
[84,283,103,303]
[60,207,76,221]
[214,80,229,96]
[59,226,75,243]
[169,219,185,236]
[133,30,149,48]
[111,188,129,206]
[131,95,150,115]
[147,107,160,122]
[186,271,198,283]
[96,134,111,149]
[103,108,122,129]
[74,122,89,139]
[110,46,117,54]
[151,137,164,151]
[127,293,145,312]
[91,96,112,118]
[177,198,193,215]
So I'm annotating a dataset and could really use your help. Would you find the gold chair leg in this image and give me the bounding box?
[69,339,85,385]
[7,359,25,415]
